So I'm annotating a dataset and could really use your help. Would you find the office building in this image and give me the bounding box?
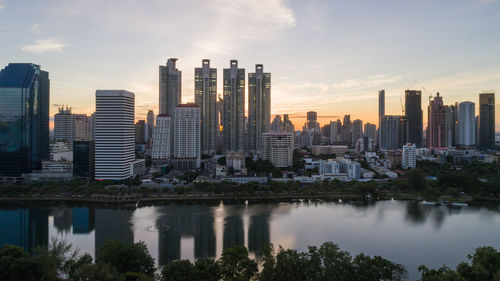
[160,58,181,155]
[135,120,147,144]
[194,59,217,155]
[94,90,135,180]
[427,93,446,148]
[405,90,423,147]
[262,132,293,168]
[54,106,74,143]
[223,60,245,152]
[364,123,376,142]
[73,114,91,141]
[352,119,363,145]
[146,110,155,146]
[479,93,495,149]
[248,64,271,154]
[402,143,416,169]
[73,141,94,180]
[458,101,476,146]
[152,114,171,161]
[0,63,50,177]
[173,104,201,170]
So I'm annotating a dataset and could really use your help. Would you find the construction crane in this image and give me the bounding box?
[422,87,432,103]
[400,97,405,115]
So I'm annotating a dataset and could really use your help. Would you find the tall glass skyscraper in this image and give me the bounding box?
[223,60,245,152]
[405,90,423,147]
[479,92,495,150]
[248,64,271,155]
[195,59,217,155]
[0,63,50,177]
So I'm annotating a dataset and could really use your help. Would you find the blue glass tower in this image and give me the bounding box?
[0,63,50,177]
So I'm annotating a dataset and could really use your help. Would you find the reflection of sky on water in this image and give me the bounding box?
[1,200,500,280]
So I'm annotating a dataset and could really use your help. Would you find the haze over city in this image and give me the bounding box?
[0,0,499,129]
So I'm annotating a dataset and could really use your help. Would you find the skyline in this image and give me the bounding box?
[1,0,500,129]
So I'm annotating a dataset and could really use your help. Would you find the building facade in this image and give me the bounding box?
[352,119,363,146]
[378,90,385,146]
[173,104,201,170]
[248,64,271,155]
[262,132,293,168]
[54,106,74,144]
[427,93,446,148]
[0,63,50,177]
[222,60,245,152]
[458,101,476,146]
[152,114,171,160]
[405,90,423,147]
[479,93,495,149]
[195,59,217,155]
[364,123,376,142]
[73,141,94,180]
[94,90,135,180]
[402,143,416,169]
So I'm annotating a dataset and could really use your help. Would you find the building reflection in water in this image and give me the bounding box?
[156,204,216,265]
[0,207,49,252]
[53,208,73,234]
[248,211,271,259]
[72,207,95,234]
[94,209,134,257]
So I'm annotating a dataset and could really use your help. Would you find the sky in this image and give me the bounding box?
[0,0,499,131]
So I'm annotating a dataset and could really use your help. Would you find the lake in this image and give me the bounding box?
[1,200,499,280]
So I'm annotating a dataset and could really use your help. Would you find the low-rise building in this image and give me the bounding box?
[227,152,245,171]
[402,143,416,169]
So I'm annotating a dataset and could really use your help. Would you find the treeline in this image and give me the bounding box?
[2,239,499,281]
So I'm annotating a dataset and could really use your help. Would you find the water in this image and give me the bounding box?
[1,200,499,280]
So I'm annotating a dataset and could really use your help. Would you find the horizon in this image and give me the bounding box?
[1,0,499,130]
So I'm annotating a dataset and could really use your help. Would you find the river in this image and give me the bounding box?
[1,200,499,280]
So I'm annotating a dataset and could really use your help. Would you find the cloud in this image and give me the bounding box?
[0,4,4,10]
[21,38,67,53]
[32,24,40,31]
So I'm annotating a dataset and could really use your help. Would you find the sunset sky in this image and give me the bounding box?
[0,0,499,130]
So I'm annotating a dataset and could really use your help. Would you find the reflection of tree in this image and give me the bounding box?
[156,204,216,266]
[431,208,445,230]
[248,212,270,259]
[404,202,431,224]
[53,208,72,234]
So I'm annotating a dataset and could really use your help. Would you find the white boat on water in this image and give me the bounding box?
[449,202,468,207]
[420,201,437,205]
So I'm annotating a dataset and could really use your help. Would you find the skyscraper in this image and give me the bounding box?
[73,114,91,141]
[342,115,352,147]
[152,114,171,161]
[426,93,446,148]
[0,63,50,176]
[330,120,342,144]
[352,119,363,145]
[405,90,423,147]
[159,58,181,116]
[94,90,135,180]
[378,90,385,146]
[248,64,271,155]
[270,115,282,132]
[54,106,74,143]
[173,104,201,170]
[223,60,245,152]
[479,92,495,150]
[458,101,476,146]
[364,123,376,142]
[146,110,155,146]
[444,105,456,147]
[282,114,295,134]
[195,59,217,155]
[380,115,405,150]
[402,143,416,169]
[135,120,147,144]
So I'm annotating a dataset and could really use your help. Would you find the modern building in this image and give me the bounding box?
[222,60,245,152]
[248,64,271,155]
[152,114,171,161]
[479,93,495,150]
[352,119,363,145]
[342,115,352,147]
[427,93,446,148]
[364,123,376,142]
[0,63,50,177]
[159,58,181,155]
[458,101,476,146]
[282,114,294,134]
[270,115,282,132]
[135,120,147,144]
[330,120,342,144]
[227,152,245,171]
[262,132,293,168]
[444,104,456,148]
[380,115,406,150]
[173,104,201,170]
[73,141,94,180]
[195,59,217,155]
[73,114,91,141]
[146,110,155,146]
[305,111,320,131]
[54,106,74,143]
[405,90,423,147]
[378,90,385,145]
[94,90,135,180]
[402,143,416,169]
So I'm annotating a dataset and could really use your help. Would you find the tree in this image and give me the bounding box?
[161,260,195,281]
[0,245,42,281]
[456,246,500,281]
[98,240,155,277]
[217,157,227,166]
[272,168,283,178]
[418,265,465,281]
[194,259,221,281]
[218,245,258,281]
[407,168,426,192]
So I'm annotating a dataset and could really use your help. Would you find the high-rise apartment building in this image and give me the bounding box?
[444,105,456,147]
[135,120,147,144]
[352,119,363,145]
[479,93,495,149]
[342,115,352,147]
[364,123,376,142]
[159,58,181,116]
[402,143,416,169]
[405,90,423,147]
[54,106,74,143]
[248,64,271,154]
[305,111,320,131]
[173,104,201,170]
[195,59,217,155]
[426,93,446,148]
[73,114,91,142]
[262,132,293,168]
[282,114,295,134]
[222,60,245,152]
[378,90,385,146]
[94,90,135,180]
[458,101,476,146]
[270,115,282,132]
[0,63,50,176]
[152,114,171,161]
[146,110,155,146]
[330,120,342,144]
[380,115,406,150]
